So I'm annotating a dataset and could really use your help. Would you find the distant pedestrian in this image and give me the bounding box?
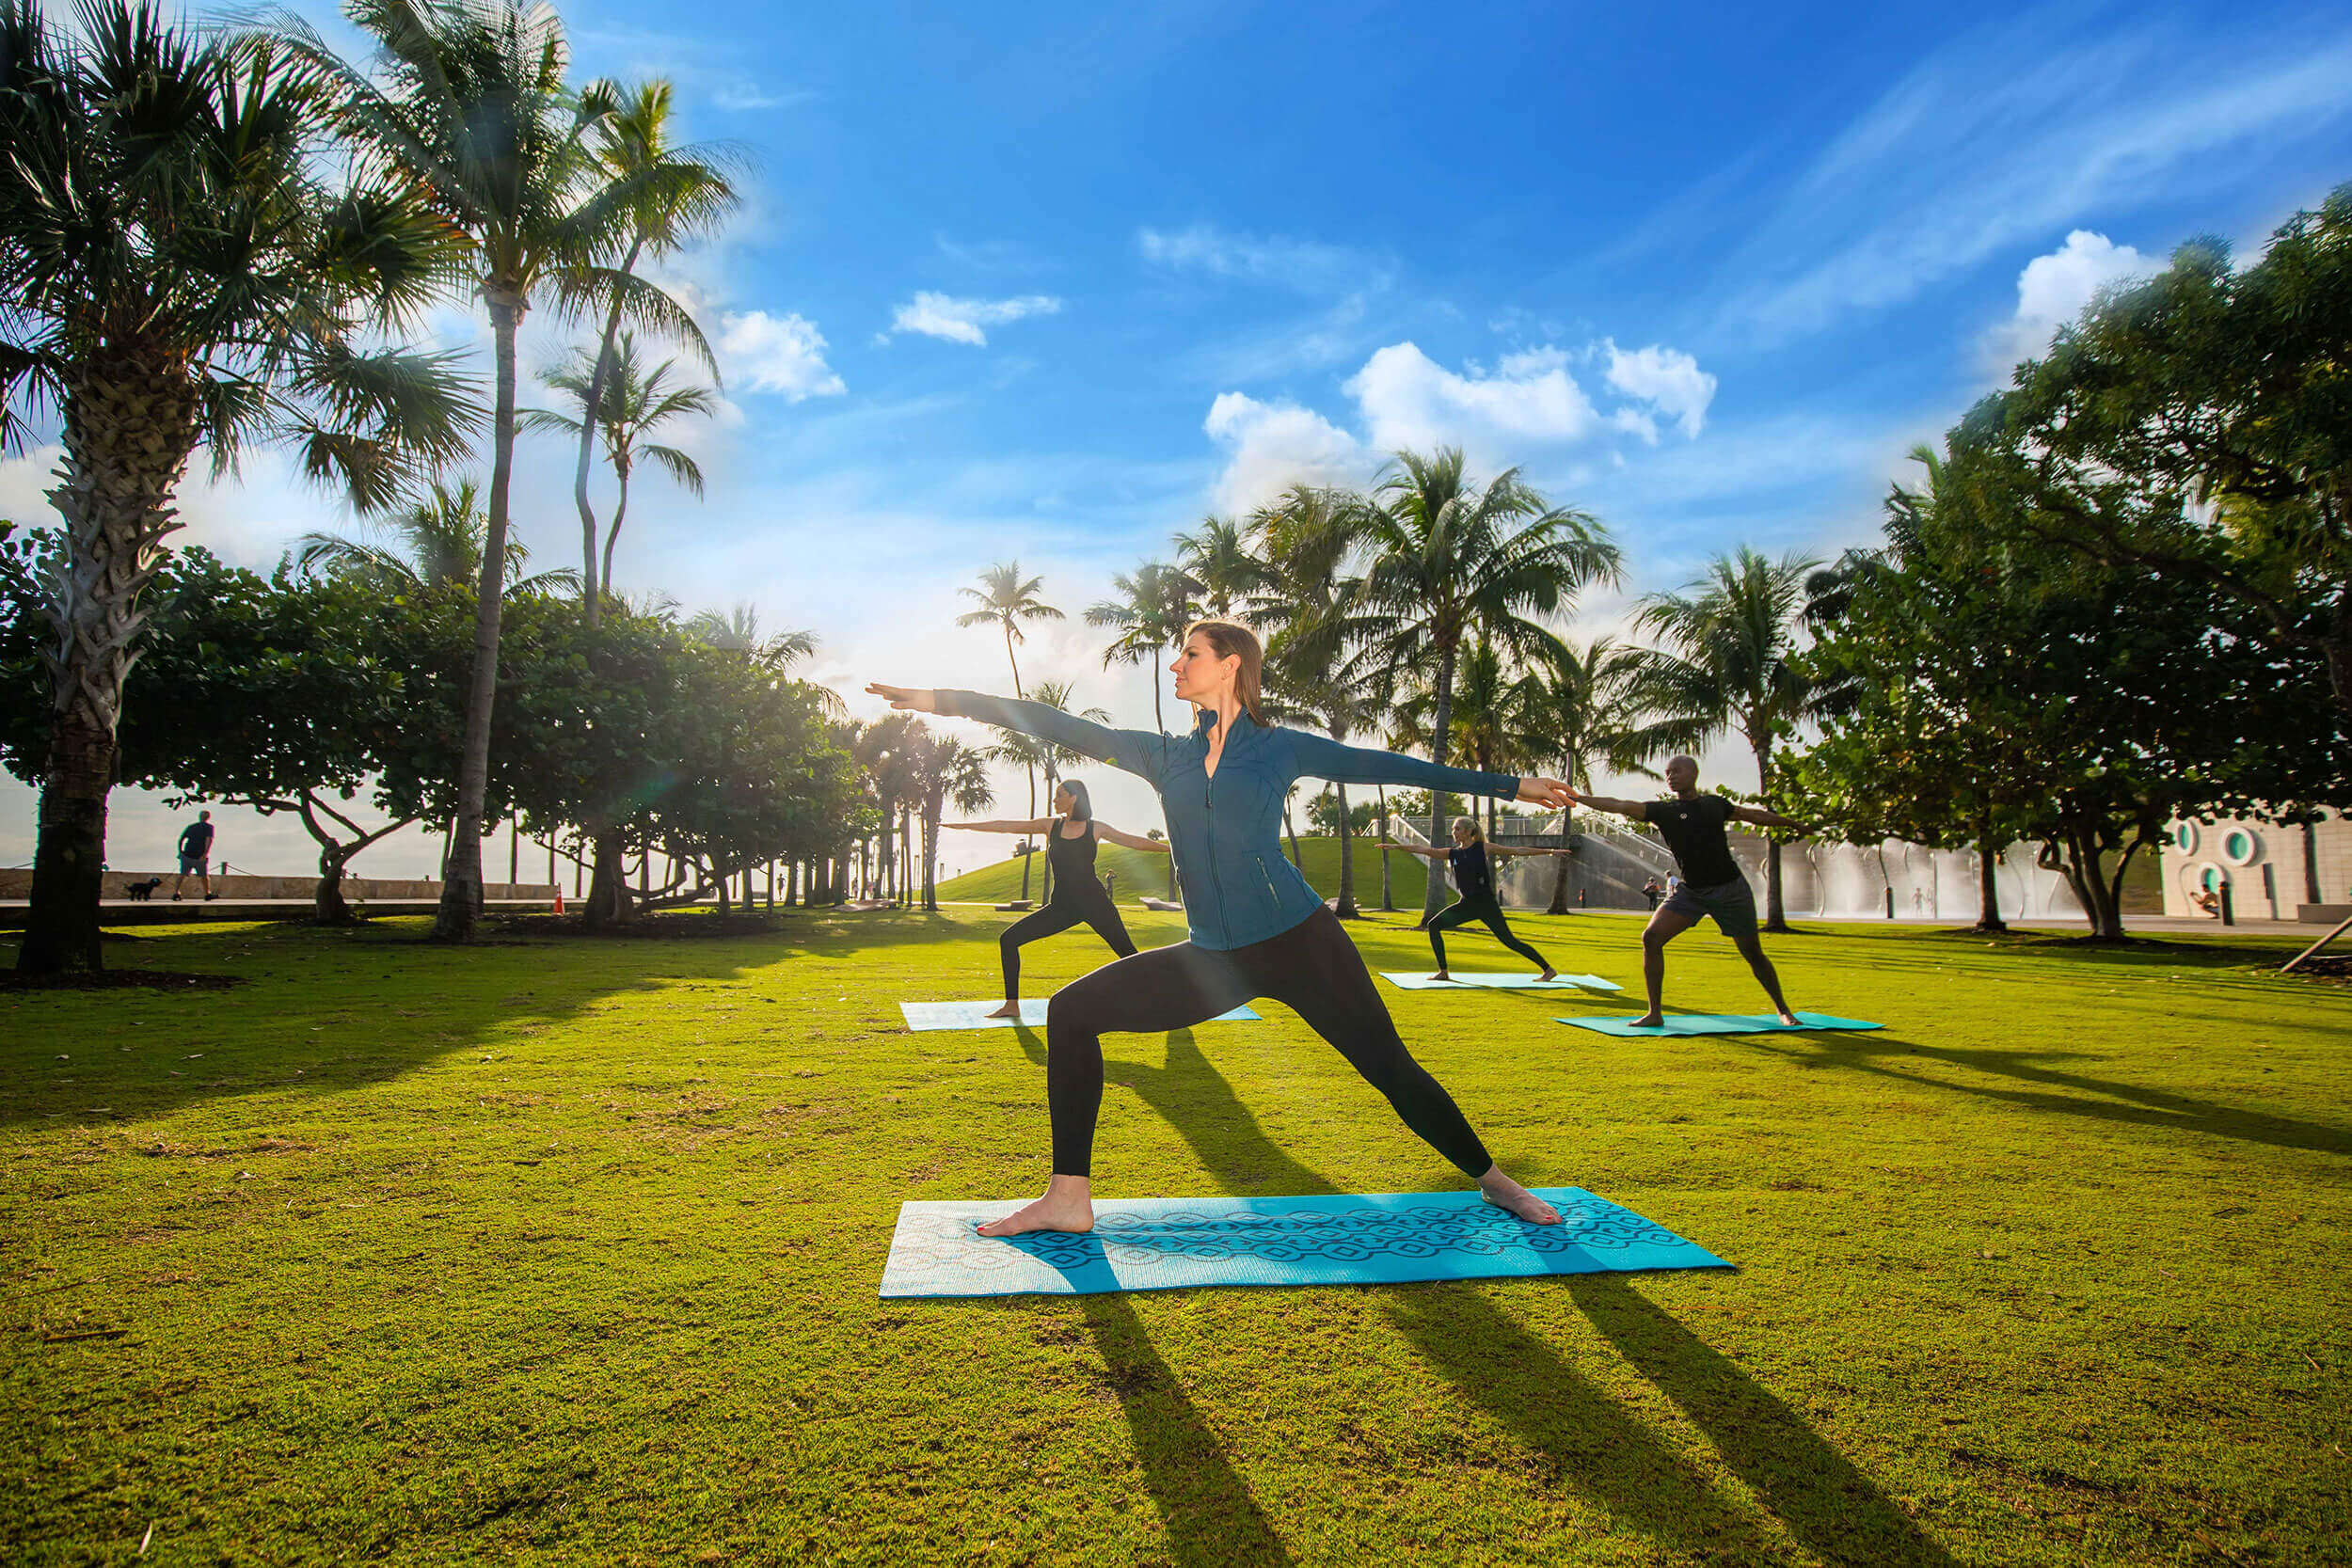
[1642,876,1662,911]
[172,811,218,902]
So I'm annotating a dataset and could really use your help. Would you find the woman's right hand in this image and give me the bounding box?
[866,683,940,715]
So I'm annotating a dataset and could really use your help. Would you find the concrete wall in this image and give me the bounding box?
[0,870,557,902]
[2159,811,2349,922]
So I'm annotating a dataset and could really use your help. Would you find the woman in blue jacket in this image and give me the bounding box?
[870,619,1574,1238]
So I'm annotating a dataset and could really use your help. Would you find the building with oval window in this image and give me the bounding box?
[2159,811,2350,922]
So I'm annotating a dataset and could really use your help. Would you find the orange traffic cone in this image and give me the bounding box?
[553,888,564,914]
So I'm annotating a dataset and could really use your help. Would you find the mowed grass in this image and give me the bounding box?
[3,910,2348,1565]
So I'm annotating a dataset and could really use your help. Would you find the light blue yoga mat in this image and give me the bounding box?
[900,999,1262,1032]
[878,1187,1728,1298]
[1558,1011,1883,1037]
[1381,971,1621,992]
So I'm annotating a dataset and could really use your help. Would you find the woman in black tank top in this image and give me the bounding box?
[1386,816,1570,981]
[947,779,1172,1017]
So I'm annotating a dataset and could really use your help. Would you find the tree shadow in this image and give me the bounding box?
[1074,1293,1295,1566]
[0,910,974,1128]
[1742,1033,2352,1158]
[1562,1275,1958,1566]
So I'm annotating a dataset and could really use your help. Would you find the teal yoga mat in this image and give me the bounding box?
[878,1187,1728,1297]
[1558,1011,1883,1037]
[1381,971,1621,992]
[900,999,1262,1032]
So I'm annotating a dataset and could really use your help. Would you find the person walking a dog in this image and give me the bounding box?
[172,811,218,902]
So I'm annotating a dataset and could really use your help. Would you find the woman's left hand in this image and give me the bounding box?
[1517,776,1574,809]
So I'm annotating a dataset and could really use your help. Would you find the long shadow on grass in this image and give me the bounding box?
[0,911,977,1128]
[1074,1292,1295,1566]
[1014,1019,1943,1562]
[1748,1034,2352,1157]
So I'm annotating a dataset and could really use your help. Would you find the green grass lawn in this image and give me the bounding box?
[4,910,2348,1564]
[940,833,1430,907]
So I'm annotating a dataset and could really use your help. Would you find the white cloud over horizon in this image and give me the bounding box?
[883,292,1065,347]
[1982,229,2153,372]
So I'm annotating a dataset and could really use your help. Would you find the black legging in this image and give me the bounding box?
[1426,894,1549,971]
[1041,906,1492,1179]
[1001,885,1137,1001]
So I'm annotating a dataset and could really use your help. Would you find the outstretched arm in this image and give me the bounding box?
[1094,823,1171,854]
[1487,843,1574,858]
[1565,791,1650,821]
[869,684,1170,784]
[1381,838,1446,858]
[946,817,1052,834]
[1285,731,1574,809]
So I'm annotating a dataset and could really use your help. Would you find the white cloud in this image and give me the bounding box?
[1982,230,2152,372]
[1137,225,1386,294]
[1344,342,1601,457]
[1201,392,1365,515]
[1601,341,1717,439]
[718,310,846,400]
[884,292,1063,347]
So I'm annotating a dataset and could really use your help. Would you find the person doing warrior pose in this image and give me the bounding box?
[1568,756,1814,1026]
[869,620,1576,1236]
[946,779,1169,1018]
[1385,818,1570,982]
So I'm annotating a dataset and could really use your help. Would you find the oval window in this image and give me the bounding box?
[2199,864,2223,893]
[2222,829,2258,864]
[2172,822,2199,853]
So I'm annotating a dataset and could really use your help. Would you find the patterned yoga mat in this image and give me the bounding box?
[878,1187,1729,1297]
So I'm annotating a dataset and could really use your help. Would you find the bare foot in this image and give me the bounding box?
[1476,1167,1562,1225]
[1431,971,1453,984]
[1536,967,1558,982]
[983,1000,1023,1019]
[1776,1009,1802,1027]
[976,1175,1094,1237]
[1629,1012,1665,1027]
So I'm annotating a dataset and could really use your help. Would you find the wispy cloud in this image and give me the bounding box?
[882,292,1064,347]
[1137,224,1391,295]
[718,310,847,399]
[1708,12,2352,341]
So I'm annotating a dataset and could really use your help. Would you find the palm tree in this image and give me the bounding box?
[907,728,993,911]
[526,331,715,598]
[562,81,739,625]
[1631,546,1825,931]
[1023,678,1112,903]
[1353,448,1623,919]
[278,0,715,942]
[291,479,575,594]
[684,604,817,670]
[1517,636,1665,912]
[1174,515,1271,617]
[0,1,477,974]
[1086,561,1199,735]
[1250,483,1377,916]
[957,562,1061,898]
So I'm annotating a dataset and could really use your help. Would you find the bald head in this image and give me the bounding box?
[1664,755,1699,794]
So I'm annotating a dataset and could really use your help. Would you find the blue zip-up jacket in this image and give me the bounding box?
[937,689,1522,951]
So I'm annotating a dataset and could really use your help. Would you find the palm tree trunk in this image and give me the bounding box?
[18,356,199,975]
[1756,735,1789,933]
[575,238,646,628]
[1333,779,1359,918]
[1421,643,1458,921]
[600,457,630,596]
[436,293,524,941]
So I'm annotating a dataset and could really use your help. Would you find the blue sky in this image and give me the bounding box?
[7,0,2351,879]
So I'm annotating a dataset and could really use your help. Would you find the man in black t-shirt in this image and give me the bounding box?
[1570,757,1811,1026]
[171,811,218,902]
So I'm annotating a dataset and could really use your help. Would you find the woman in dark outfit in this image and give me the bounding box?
[1385,817,1569,981]
[870,619,1575,1237]
[946,779,1168,1018]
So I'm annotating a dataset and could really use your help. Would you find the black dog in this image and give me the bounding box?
[123,878,164,901]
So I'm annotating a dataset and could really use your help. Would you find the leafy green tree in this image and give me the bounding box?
[0,0,476,973]
[904,726,993,911]
[277,0,712,942]
[957,562,1060,897]
[525,331,717,594]
[1517,636,1662,914]
[1631,547,1824,932]
[1976,187,2352,713]
[1354,448,1621,917]
[1087,561,1199,735]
